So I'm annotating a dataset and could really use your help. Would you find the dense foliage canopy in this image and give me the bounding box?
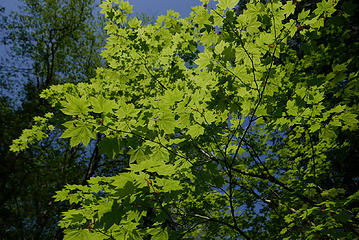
[10,0,359,239]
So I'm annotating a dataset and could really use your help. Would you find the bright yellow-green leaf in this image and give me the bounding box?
[218,0,239,9]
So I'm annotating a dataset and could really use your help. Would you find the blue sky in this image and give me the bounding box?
[0,0,203,17]
[130,0,201,17]
[1,0,19,13]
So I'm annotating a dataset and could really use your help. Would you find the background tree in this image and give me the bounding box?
[0,0,107,239]
[9,0,359,239]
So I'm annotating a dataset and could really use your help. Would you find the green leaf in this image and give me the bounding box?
[64,229,105,240]
[187,124,205,138]
[282,2,295,17]
[321,188,345,199]
[194,51,213,70]
[309,122,321,133]
[147,228,169,240]
[54,189,70,202]
[247,15,261,34]
[116,102,139,119]
[345,190,359,205]
[214,40,228,55]
[90,95,117,114]
[119,0,133,14]
[218,0,239,9]
[298,9,310,21]
[98,137,120,159]
[61,95,90,115]
[157,115,177,134]
[152,230,168,240]
[60,122,96,147]
[151,147,170,162]
[129,145,148,163]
